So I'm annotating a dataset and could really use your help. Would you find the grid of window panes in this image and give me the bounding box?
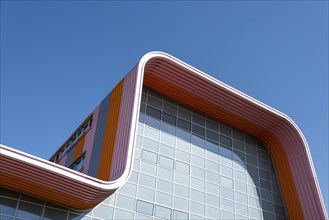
[0,87,287,220]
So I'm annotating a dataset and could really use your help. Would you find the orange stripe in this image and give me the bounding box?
[73,136,86,161]
[98,80,124,181]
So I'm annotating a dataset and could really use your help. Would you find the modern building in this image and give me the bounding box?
[0,52,327,220]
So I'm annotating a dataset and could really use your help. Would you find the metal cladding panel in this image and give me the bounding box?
[87,93,111,178]
[0,52,327,218]
[64,145,76,167]
[110,66,138,181]
[97,80,124,181]
[82,105,100,174]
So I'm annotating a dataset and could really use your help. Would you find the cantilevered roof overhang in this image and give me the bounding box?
[0,52,327,219]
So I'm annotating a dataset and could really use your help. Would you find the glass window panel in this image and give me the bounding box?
[173,196,189,211]
[139,173,156,188]
[159,143,175,157]
[128,171,138,183]
[190,189,204,203]
[92,204,113,219]
[117,182,137,197]
[157,179,173,194]
[192,124,205,137]
[206,182,220,195]
[206,205,220,219]
[176,129,191,143]
[192,113,205,126]
[176,161,190,174]
[156,192,172,207]
[222,210,234,220]
[206,118,218,131]
[162,112,176,126]
[233,140,245,153]
[235,191,248,204]
[221,187,234,200]
[261,189,273,202]
[161,120,176,137]
[176,149,190,163]
[205,193,220,207]
[116,195,135,210]
[113,209,133,220]
[274,204,287,217]
[136,200,154,216]
[174,184,189,198]
[189,201,204,216]
[249,207,262,219]
[206,171,220,184]
[135,147,141,159]
[260,179,272,191]
[235,180,247,193]
[221,176,233,188]
[173,210,189,220]
[142,150,157,164]
[234,170,246,181]
[178,108,191,121]
[235,203,248,216]
[233,130,244,142]
[191,177,204,191]
[249,196,261,209]
[262,199,274,212]
[176,139,190,152]
[145,116,161,130]
[148,96,162,109]
[220,135,232,147]
[158,167,174,181]
[143,137,159,152]
[191,138,205,156]
[135,213,152,220]
[220,125,232,137]
[191,155,204,168]
[246,154,258,166]
[144,126,160,140]
[163,102,177,115]
[191,165,205,179]
[177,119,191,131]
[175,172,190,186]
[206,160,218,172]
[206,129,218,142]
[155,205,172,219]
[245,135,257,146]
[221,198,234,212]
[221,165,233,177]
[159,155,174,169]
[161,132,175,146]
[146,105,161,118]
[258,159,270,171]
[133,159,140,171]
[43,207,68,220]
[0,197,17,216]
[137,187,155,202]
[136,135,143,147]
[16,201,43,219]
[140,161,157,176]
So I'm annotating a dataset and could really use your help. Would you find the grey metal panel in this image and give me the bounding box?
[87,93,111,178]
[65,145,76,167]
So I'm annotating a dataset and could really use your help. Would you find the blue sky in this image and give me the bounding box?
[1,1,328,212]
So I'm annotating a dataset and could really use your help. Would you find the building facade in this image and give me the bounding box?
[0,52,327,219]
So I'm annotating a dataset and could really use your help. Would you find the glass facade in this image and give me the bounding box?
[0,87,287,220]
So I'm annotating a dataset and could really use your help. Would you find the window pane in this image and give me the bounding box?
[155,205,172,219]
[136,200,154,216]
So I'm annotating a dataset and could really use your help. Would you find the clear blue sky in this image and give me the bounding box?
[1,1,328,212]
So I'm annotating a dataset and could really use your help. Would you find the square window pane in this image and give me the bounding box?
[116,195,135,210]
[174,184,189,198]
[159,155,174,169]
[137,187,155,202]
[136,200,154,216]
[173,196,189,211]
[157,179,173,194]
[155,205,172,219]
